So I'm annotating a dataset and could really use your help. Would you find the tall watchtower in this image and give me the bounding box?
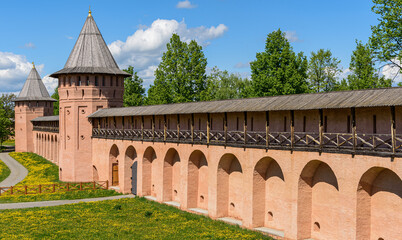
[50,9,130,181]
[14,63,55,153]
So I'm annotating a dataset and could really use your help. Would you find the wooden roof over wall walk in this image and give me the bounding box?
[88,87,402,118]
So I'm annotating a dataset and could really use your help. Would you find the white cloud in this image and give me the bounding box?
[109,19,228,87]
[234,62,250,69]
[338,68,352,80]
[382,59,402,84]
[176,0,197,9]
[0,51,57,95]
[20,42,36,49]
[0,52,34,93]
[66,36,74,40]
[42,75,58,95]
[284,31,301,43]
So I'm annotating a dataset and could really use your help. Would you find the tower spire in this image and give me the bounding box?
[88,6,92,17]
[32,61,35,69]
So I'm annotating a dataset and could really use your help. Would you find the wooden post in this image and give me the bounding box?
[164,115,167,141]
[67,183,70,191]
[141,116,144,140]
[106,180,109,189]
[53,184,55,193]
[319,109,323,150]
[191,113,194,143]
[224,112,228,146]
[39,184,42,194]
[207,113,210,144]
[244,111,248,146]
[351,107,356,153]
[93,181,96,190]
[98,118,100,130]
[152,115,155,141]
[10,186,13,195]
[391,106,396,154]
[80,182,83,191]
[266,111,270,149]
[25,185,27,195]
[177,114,180,142]
[291,110,295,149]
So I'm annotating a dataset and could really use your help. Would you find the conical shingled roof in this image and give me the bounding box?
[50,12,129,77]
[15,66,55,102]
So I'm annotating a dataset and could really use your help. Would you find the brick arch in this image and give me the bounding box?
[297,160,339,240]
[252,157,285,229]
[109,144,119,186]
[124,146,137,193]
[216,153,243,220]
[142,146,157,196]
[187,150,208,210]
[356,167,402,240]
[163,148,181,202]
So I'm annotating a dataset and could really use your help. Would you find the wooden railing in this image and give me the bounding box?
[33,126,59,133]
[0,181,109,196]
[92,128,402,156]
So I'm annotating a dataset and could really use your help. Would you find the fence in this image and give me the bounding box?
[0,181,109,196]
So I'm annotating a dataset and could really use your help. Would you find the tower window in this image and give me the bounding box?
[102,76,105,86]
[110,77,113,86]
[78,76,81,86]
[36,101,39,107]
[116,78,119,87]
[63,77,66,87]
[68,78,71,86]
[95,76,98,86]
[86,76,89,86]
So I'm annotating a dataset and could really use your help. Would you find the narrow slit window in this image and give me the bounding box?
[78,76,81,86]
[102,76,105,86]
[373,115,377,134]
[86,76,89,86]
[284,116,287,132]
[110,77,113,86]
[95,76,98,86]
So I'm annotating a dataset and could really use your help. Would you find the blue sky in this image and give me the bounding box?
[0,0,390,95]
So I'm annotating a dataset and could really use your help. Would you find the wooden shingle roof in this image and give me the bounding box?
[15,65,55,102]
[50,11,129,78]
[88,87,402,118]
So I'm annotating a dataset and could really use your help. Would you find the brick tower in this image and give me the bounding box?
[50,9,130,181]
[14,63,55,153]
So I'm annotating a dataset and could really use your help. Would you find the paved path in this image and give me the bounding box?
[0,152,28,189]
[0,194,135,210]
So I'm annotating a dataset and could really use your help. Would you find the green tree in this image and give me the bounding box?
[0,93,16,119]
[147,34,207,105]
[308,49,341,92]
[0,109,12,147]
[123,66,145,106]
[51,88,59,115]
[250,29,308,97]
[202,67,253,101]
[347,41,392,89]
[370,0,402,74]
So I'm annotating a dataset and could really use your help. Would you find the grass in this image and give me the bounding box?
[0,159,11,183]
[2,139,15,146]
[0,197,273,240]
[0,152,120,203]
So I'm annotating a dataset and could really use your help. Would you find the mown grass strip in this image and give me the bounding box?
[0,159,11,183]
[0,197,273,239]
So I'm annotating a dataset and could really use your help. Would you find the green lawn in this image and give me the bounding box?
[0,197,272,240]
[0,152,120,203]
[0,159,11,183]
[2,139,15,146]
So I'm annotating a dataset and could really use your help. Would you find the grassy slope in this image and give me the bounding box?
[0,159,11,183]
[0,197,272,240]
[0,153,120,203]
